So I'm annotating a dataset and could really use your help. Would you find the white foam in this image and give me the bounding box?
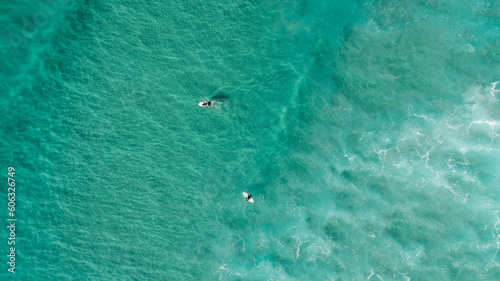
[367,270,384,280]
[490,81,500,101]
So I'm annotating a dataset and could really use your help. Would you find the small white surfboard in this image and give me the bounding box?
[198,101,214,107]
[242,192,254,203]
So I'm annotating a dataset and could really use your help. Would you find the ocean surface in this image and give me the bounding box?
[1,0,500,280]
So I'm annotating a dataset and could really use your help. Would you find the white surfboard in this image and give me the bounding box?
[242,192,254,203]
[198,101,214,107]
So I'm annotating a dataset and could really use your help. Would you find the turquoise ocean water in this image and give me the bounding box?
[1,0,500,280]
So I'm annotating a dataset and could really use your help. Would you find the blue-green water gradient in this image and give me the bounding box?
[1,0,499,280]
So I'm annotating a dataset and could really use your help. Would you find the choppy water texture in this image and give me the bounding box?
[1,0,500,280]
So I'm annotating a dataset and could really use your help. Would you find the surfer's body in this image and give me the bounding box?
[198,101,214,107]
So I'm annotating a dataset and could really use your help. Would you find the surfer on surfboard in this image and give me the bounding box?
[198,101,214,107]
[243,192,254,203]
